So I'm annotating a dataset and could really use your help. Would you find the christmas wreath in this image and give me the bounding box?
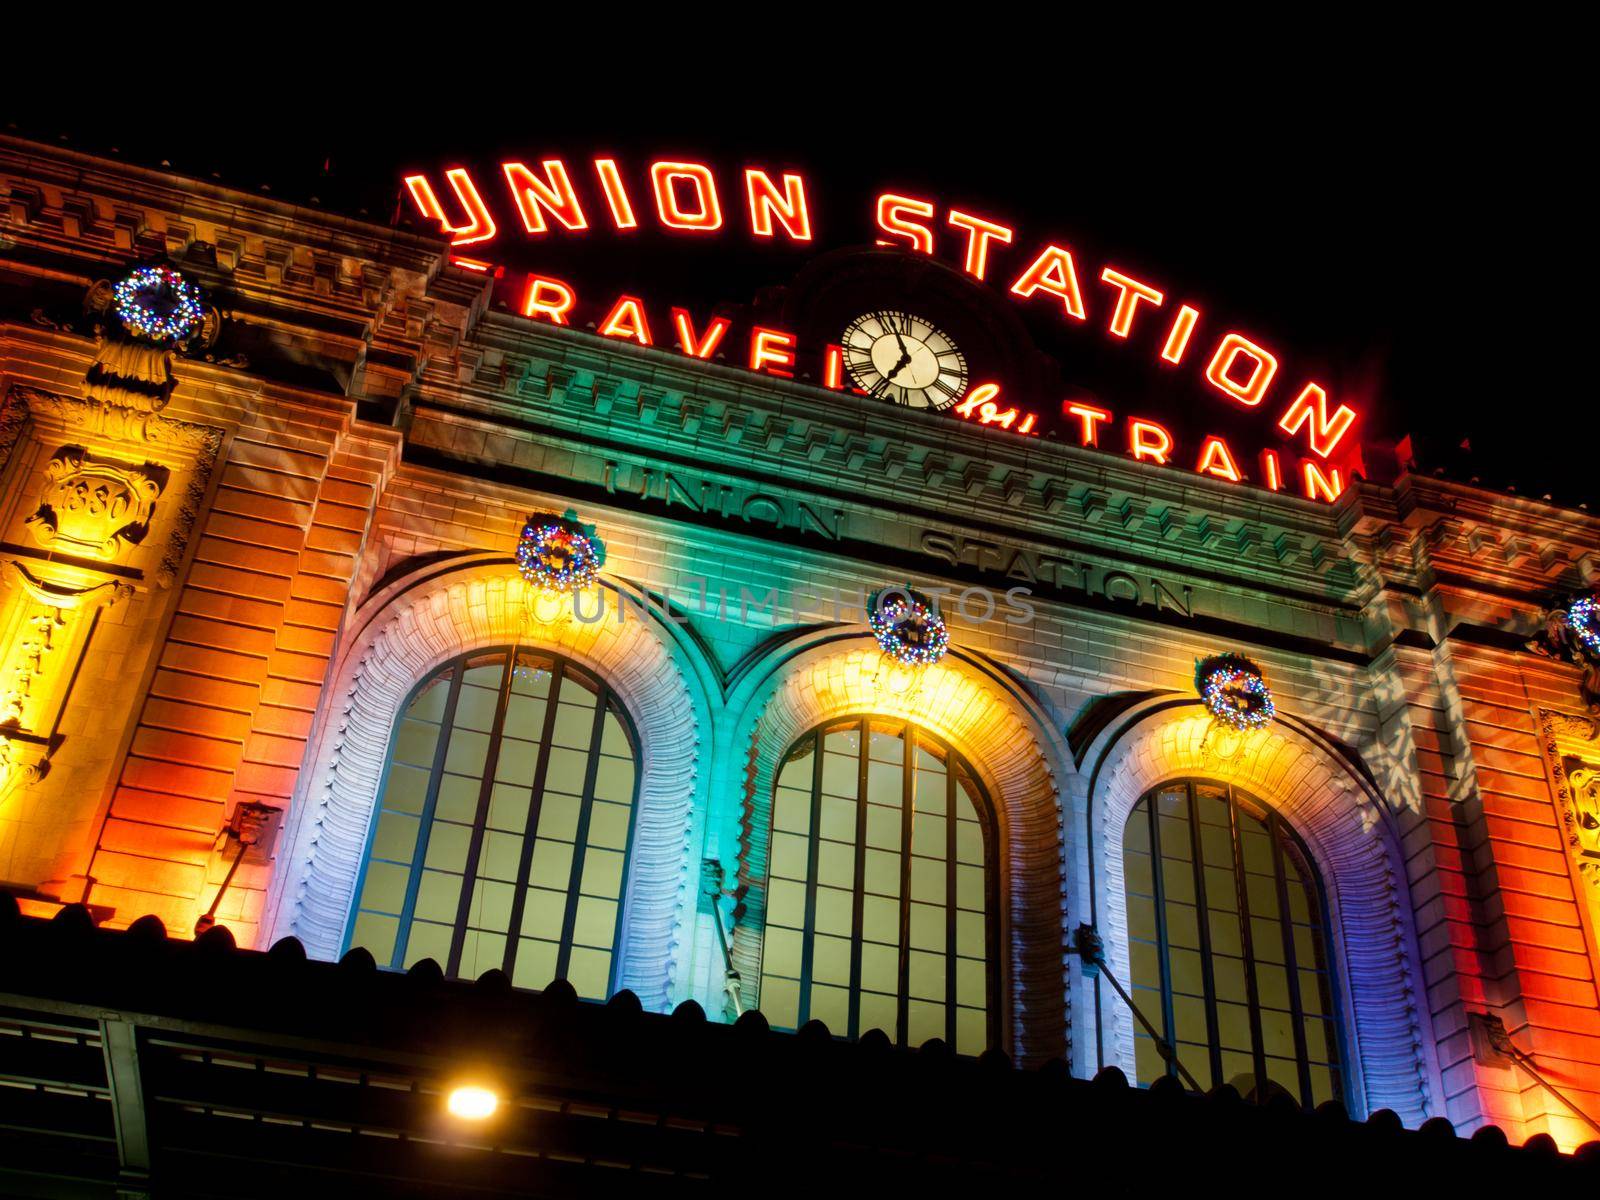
[112,266,205,343]
[1195,653,1275,731]
[516,513,601,593]
[869,587,949,668]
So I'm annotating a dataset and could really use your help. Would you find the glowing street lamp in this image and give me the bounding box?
[445,1084,499,1121]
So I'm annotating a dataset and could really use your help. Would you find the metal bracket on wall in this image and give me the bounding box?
[194,802,282,937]
[701,858,743,1018]
[1469,1011,1600,1136]
[1070,922,1206,1094]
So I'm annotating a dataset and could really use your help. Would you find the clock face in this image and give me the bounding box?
[841,311,968,410]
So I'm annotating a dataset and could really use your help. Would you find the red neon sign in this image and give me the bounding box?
[402,157,1366,503]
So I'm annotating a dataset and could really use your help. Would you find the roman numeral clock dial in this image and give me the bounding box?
[842,310,968,410]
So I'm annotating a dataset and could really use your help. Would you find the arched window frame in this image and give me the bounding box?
[1122,776,1350,1107]
[343,646,643,995]
[757,714,1002,1051]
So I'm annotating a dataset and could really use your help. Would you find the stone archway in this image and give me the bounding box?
[268,558,707,1013]
[1082,700,1437,1123]
[727,640,1071,1064]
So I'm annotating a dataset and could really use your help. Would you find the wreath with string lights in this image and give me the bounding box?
[112,265,205,343]
[1568,595,1600,659]
[869,587,949,668]
[1195,653,1276,732]
[516,513,601,594]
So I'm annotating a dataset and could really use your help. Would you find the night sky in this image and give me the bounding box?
[6,54,1586,507]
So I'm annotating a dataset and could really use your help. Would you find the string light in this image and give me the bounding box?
[1196,653,1275,732]
[515,514,600,594]
[1568,595,1600,658]
[112,266,204,343]
[869,587,949,668]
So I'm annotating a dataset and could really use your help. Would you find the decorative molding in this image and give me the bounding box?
[1082,701,1433,1124]
[0,730,50,804]
[0,561,132,805]
[0,387,30,472]
[418,330,1364,598]
[1536,709,1600,903]
[156,429,223,589]
[274,564,704,1013]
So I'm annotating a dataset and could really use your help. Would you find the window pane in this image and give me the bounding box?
[810,983,849,1032]
[487,783,530,832]
[581,848,625,897]
[384,764,432,815]
[572,896,614,953]
[551,703,596,750]
[424,822,471,873]
[467,879,515,932]
[357,861,409,915]
[513,939,559,991]
[404,920,452,970]
[537,793,580,842]
[814,886,853,937]
[867,761,901,808]
[371,811,420,863]
[393,719,442,769]
[821,750,857,798]
[350,913,398,965]
[443,728,490,777]
[567,947,611,999]
[587,800,631,851]
[594,756,635,804]
[761,976,801,1029]
[457,929,506,980]
[453,685,500,734]
[414,870,462,924]
[520,887,565,940]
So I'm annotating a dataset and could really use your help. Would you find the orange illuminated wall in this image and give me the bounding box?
[82,415,395,947]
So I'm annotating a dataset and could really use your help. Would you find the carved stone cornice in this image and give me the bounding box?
[0,135,445,396]
[413,319,1367,605]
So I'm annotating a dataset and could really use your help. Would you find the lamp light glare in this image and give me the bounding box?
[446,1085,499,1120]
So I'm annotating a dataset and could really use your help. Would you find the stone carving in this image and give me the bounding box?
[0,732,51,804]
[25,447,165,560]
[0,388,222,587]
[1538,709,1600,905]
[156,439,222,589]
[0,606,65,726]
[1569,764,1600,855]
[1527,595,1600,712]
[0,387,30,471]
[0,562,131,806]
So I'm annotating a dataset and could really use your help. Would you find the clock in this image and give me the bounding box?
[841,310,968,410]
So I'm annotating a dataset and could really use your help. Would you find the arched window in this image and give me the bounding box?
[757,717,997,1054]
[345,649,639,999]
[1123,780,1343,1105]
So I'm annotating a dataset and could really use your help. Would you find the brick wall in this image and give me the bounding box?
[83,399,397,945]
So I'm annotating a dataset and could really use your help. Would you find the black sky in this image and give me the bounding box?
[5,41,1588,507]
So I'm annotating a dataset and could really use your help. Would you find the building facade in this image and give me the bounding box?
[3,134,1600,1157]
